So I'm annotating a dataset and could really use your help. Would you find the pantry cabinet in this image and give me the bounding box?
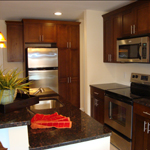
[57,23,80,108]
[6,21,23,62]
[23,20,56,43]
[90,86,104,124]
[132,102,150,150]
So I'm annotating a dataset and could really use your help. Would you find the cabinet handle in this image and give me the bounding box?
[144,121,147,132]
[131,25,133,34]
[147,122,150,134]
[70,42,71,48]
[70,77,71,83]
[39,35,41,41]
[110,54,112,62]
[143,111,150,116]
[68,77,69,83]
[94,92,99,95]
[67,42,69,48]
[94,98,99,107]
[42,35,44,41]
[133,25,135,34]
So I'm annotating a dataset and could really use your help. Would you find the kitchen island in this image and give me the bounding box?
[0,91,111,150]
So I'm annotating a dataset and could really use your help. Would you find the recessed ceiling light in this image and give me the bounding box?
[54,12,62,16]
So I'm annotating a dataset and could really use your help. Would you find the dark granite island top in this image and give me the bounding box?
[0,92,111,150]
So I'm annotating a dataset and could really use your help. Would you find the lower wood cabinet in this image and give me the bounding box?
[90,86,104,124]
[132,102,150,150]
[6,21,23,62]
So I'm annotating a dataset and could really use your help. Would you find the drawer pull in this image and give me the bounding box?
[143,111,150,116]
[94,99,99,107]
[94,92,99,95]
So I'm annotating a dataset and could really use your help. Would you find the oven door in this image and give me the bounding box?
[104,95,133,139]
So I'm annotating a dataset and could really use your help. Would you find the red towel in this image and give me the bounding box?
[30,112,72,129]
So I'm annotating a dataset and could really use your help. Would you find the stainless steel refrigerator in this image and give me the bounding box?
[26,47,58,93]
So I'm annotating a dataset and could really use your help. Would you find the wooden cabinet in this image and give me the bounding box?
[103,13,122,62]
[132,103,150,150]
[57,23,80,108]
[6,21,23,62]
[103,1,150,63]
[90,86,104,124]
[122,1,150,37]
[23,20,56,43]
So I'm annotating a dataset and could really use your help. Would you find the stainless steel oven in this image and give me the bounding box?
[104,96,132,139]
[104,73,150,150]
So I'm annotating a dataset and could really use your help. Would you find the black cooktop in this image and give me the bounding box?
[105,88,141,105]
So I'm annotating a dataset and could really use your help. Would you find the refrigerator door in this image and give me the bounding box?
[28,70,58,93]
[27,48,58,68]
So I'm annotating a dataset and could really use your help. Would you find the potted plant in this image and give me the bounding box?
[0,68,31,105]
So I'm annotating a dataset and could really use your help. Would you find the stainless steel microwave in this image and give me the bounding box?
[117,36,149,62]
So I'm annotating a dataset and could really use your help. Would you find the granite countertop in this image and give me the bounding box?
[0,90,111,150]
[133,98,150,108]
[90,83,129,90]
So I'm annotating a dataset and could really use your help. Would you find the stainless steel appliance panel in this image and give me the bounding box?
[104,95,133,139]
[117,36,149,62]
[29,70,58,93]
[27,48,58,68]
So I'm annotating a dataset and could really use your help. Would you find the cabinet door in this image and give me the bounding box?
[69,48,80,108]
[57,24,69,48]
[7,22,23,62]
[122,9,135,37]
[103,17,113,62]
[132,114,147,150]
[24,23,41,43]
[69,25,79,50]
[58,48,69,100]
[136,2,150,35]
[42,23,56,43]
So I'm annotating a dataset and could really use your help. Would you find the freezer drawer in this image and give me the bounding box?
[28,70,58,93]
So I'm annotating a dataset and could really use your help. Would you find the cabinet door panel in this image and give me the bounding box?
[42,23,56,42]
[59,78,68,101]
[69,77,80,108]
[7,23,23,62]
[57,25,69,48]
[103,18,113,62]
[136,2,150,34]
[70,25,79,50]
[132,114,145,150]
[122,9,135,36]
[24,23,41,42]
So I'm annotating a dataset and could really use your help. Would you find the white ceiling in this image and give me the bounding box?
[0,1,136,21]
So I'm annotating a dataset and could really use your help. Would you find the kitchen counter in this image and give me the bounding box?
[0,90,111,150]
[90,83,129,90]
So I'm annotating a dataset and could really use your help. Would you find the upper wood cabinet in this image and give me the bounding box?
[103,14,122,62]
[122,1,150,37]
[57,24,79,49]
[23,19,56,43]
[6,21,23,62]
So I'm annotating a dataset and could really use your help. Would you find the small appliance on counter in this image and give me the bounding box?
[104,73,150,150]
[25,44,58,93]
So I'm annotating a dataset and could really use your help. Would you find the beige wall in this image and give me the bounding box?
[0,20,24,77]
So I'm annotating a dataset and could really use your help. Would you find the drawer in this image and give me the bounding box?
[90,87,104,99]
[134,102,150,120]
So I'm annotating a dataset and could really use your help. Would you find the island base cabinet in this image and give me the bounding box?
[0,125,29,150]
[45,136,110,150]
